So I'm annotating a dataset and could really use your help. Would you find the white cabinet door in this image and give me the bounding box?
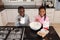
[6,9,55,23]
[46,9,55,23]
[6,9,38,22]
[25,9,38,22]
[0,13,3,26]
[6,9,18,22]
[53,11,60,23]
[1,9,8,26]
[7,9,59,24]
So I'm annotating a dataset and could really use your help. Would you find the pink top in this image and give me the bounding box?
[35,15,49,30]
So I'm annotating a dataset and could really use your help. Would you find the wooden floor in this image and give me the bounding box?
[6,22,60,37]
[52,23,60,37]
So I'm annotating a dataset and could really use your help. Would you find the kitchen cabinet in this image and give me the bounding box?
[6,9,55,23]
[26,9,54,23]
[6,8,60,24]
[6,9,38,22]
[2,0,42,9]
[53,11,60,23]
[0,12,3,26]
[25,9,38,22]
[46,9,60,23]
[0,9,8,26]
[6,9,18,22]
[46,9,55,23]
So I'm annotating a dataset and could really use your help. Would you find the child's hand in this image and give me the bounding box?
[35,19,39,22]
[18,18,20,21]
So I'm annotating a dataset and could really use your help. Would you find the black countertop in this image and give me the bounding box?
[0,26,60,40]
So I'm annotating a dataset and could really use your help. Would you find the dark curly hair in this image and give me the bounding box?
[18,6,25,13]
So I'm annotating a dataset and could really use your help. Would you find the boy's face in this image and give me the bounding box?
[19,9,25,16]
[39,9,46,17]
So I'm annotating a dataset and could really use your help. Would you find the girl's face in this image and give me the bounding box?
[39,9,46,17]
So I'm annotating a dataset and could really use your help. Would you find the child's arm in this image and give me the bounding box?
[43,17,49,30]
[35,16,40,22]
[15,16,21,26]
[37,17,49,37]
[37,21,49,37]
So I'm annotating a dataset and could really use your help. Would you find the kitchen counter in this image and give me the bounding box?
[0,26,60,40]
[23,26,60,40]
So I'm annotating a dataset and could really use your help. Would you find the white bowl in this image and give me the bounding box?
[29,22,41,30]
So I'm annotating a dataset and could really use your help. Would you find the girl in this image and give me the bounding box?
[25,6,49,40]
[35,6,49,37]
[35,6,49,30]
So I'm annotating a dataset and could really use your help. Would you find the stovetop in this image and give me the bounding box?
[0,27,24,40]
[0,26,60,40]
